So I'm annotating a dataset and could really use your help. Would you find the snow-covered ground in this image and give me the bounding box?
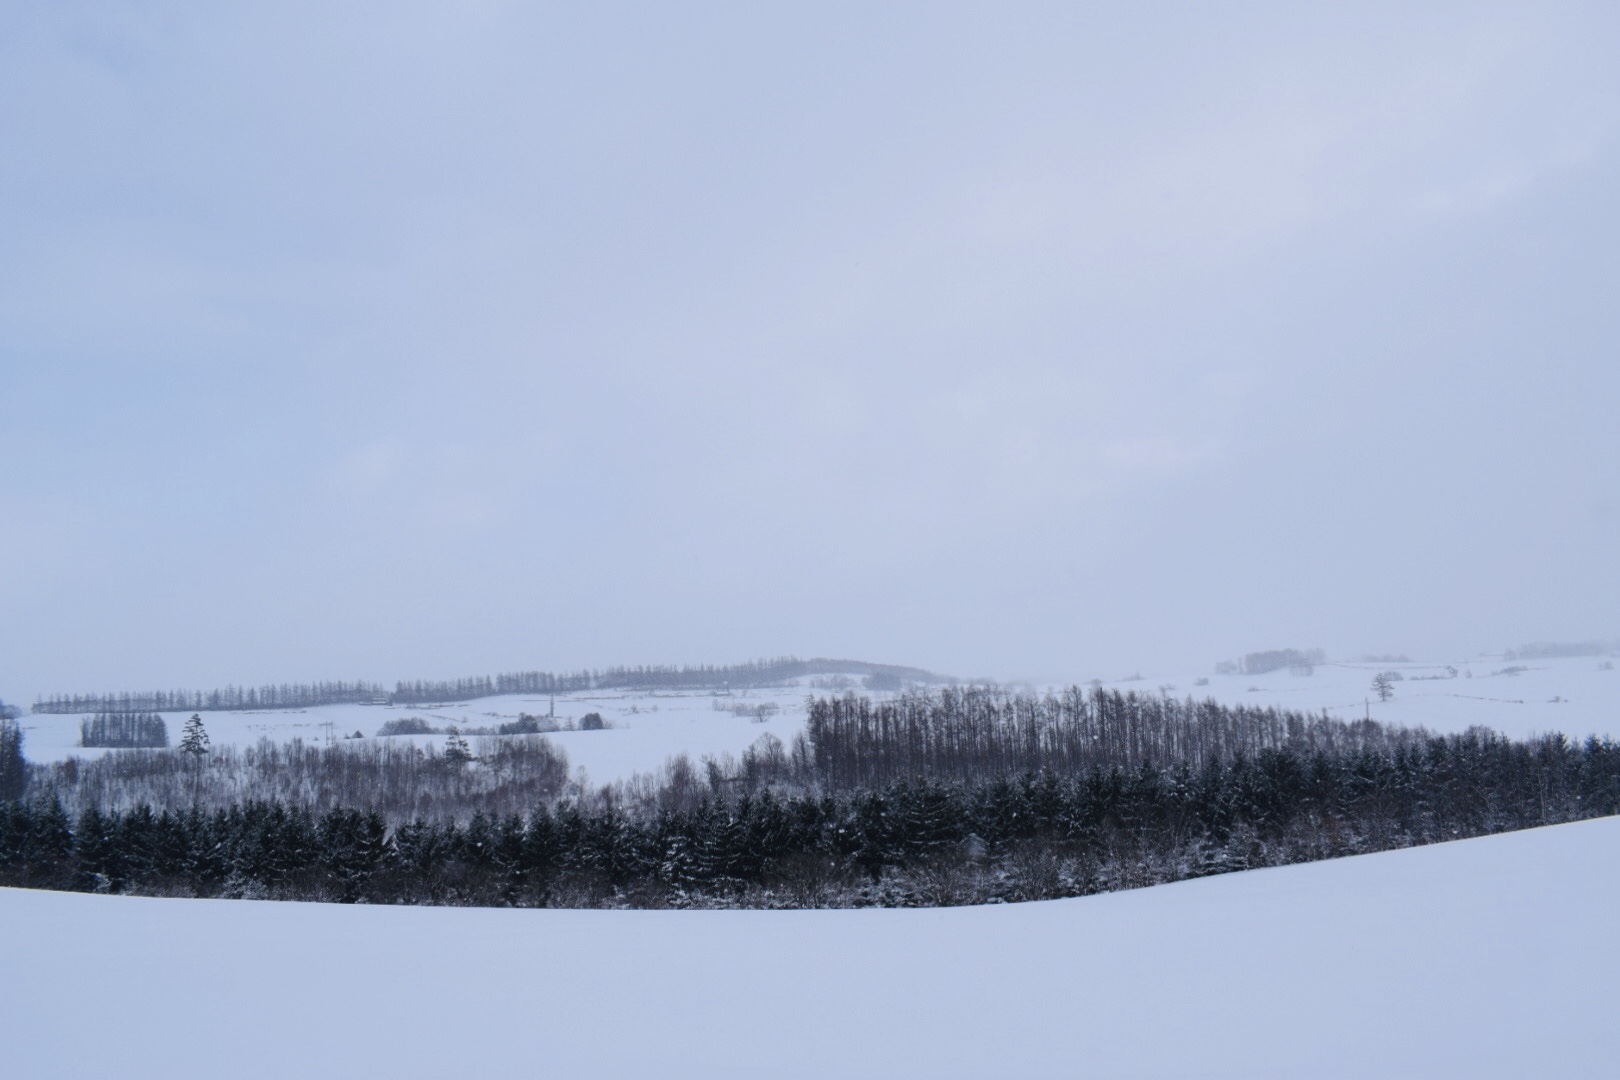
[1088,652,1620,743]
[3,815,1614,1079]
[14,654,1619,783]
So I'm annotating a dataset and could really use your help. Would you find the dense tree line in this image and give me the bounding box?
[28,735,572,822]
[1213,648,1326,676]
[33,681,388,715]
[33,657,947,714]
[0,719,23,802]
[80,712,169,749]
[393,657,944,704]
[2,725,1616,906]
[376,714,586,737]
[805,686,1414,790]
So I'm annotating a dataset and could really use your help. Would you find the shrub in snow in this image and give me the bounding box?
[377,717,439,737]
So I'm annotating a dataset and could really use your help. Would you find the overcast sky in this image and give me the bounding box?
[3,2,1618,697]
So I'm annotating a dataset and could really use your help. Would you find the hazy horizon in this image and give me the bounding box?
[4,3,1618,701]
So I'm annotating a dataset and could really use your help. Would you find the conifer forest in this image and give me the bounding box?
[3,686,1616,907]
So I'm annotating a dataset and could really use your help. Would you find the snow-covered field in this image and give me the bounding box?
[15,654,1618,784]
[1150,653,1620,743]
[15,681,822,785]
[3,815,1613,1079]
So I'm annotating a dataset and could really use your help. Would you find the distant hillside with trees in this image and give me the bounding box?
[30,657,949,714]
[1507,640,1616,660]
[4,685,1616,908]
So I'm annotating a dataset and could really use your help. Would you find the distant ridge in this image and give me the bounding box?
[1506,640,1617,660]
[31,656,952,714]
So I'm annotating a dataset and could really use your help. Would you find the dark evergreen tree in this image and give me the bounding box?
[0,718,24,802]
[178,714,210,756]
[443,731,474,765]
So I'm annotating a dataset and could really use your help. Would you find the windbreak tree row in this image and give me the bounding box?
[32,657,946,713]
[805,686,1417,789]
[33,681,388,715]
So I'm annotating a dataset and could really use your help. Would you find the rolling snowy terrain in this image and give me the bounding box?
[3,815,1614,1079]
[14,653,1619,785]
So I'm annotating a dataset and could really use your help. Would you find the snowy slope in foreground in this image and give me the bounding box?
[4,818,1615,1080]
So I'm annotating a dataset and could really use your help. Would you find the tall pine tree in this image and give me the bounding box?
[0,718,25,802]
[178,714,211,756]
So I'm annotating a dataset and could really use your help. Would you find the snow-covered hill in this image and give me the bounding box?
[2,815,1613,1079]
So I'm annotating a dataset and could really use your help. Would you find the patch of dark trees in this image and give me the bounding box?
[80,712,169,749]
[0,721,23,802]
[375,716,442,737]
[2,690,1617,907]
[375,712,604,738]
[29,657,948,714]
[804,686,1403,789]
[1214,649,1327,676]
[26,734,573,822]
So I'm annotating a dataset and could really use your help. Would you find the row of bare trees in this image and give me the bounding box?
[804,686,1417,791]
[33,681,387,715]
[28,735,572,823]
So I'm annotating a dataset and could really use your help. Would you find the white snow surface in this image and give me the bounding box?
[17,655,1619,783]
[3,816,1615,1079]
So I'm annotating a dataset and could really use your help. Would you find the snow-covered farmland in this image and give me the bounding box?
[16,681,820,784]
[14,654,1619,785]
[1134,654,1620,743]
[3,815,1614,1079]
